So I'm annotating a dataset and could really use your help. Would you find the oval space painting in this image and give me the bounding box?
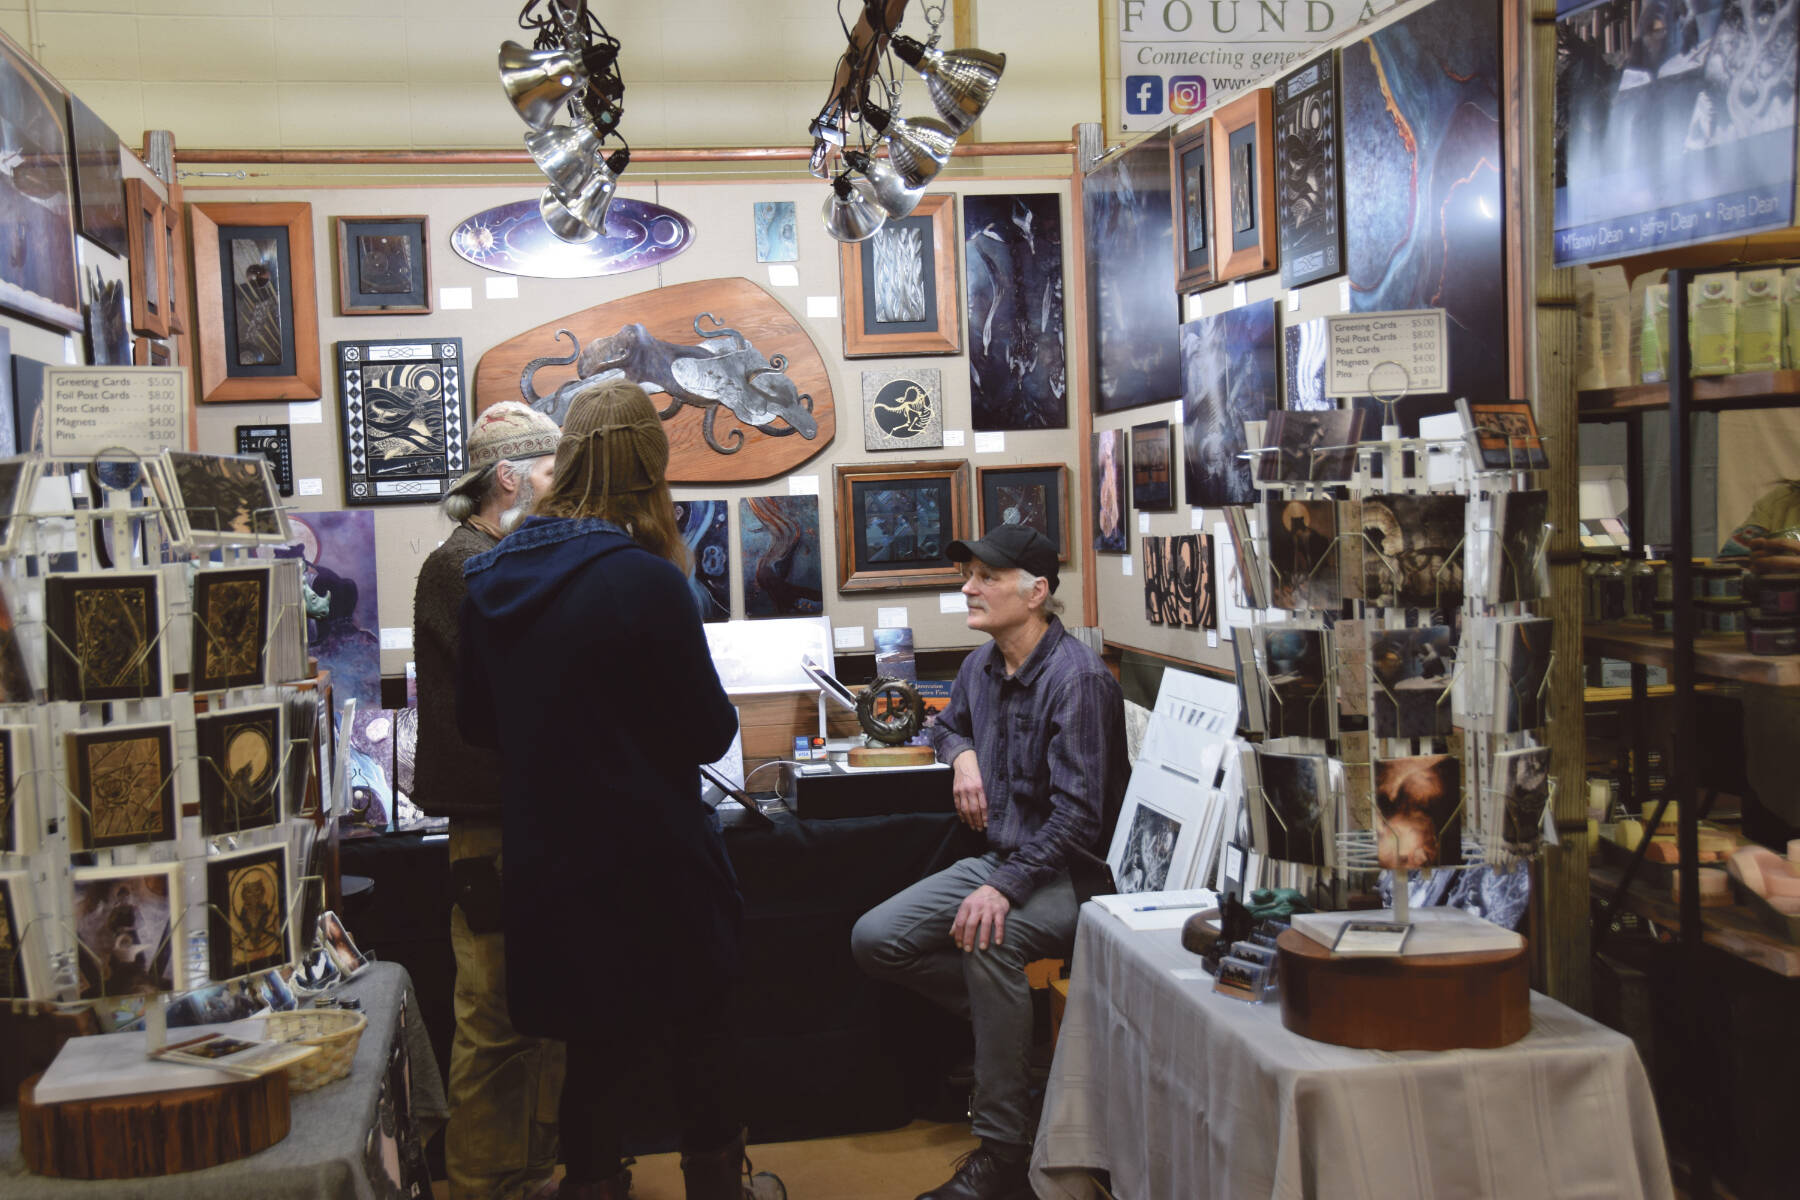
[449,197,694,278]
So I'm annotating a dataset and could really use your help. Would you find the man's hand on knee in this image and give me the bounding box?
[952,749,988,832]
[951,884,1011,952]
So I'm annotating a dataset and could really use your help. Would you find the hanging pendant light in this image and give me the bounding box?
[822,175,888,242]
[860,103,956,188]
[539,147,631,244]
[498,40,591,131]
[845,149,922,219]
[525,124,602,197]
[888,35,1005,134]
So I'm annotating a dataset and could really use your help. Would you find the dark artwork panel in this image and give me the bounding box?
[207,849,287,981]
[1360,493,1466,609]
[997,484,1048,534]
[45,572,162,703]
[1554,0,1798,265]
[1498,746,1551,855]
[1500,617,1554,731]
[167,451,284,539]
[979,466,1065,559]
[1117,804,1182,892]
[338,339,465,506]
[1131,421,1174,511]
[964,193,1067,429]
[68,96,127,258]
[675,499,731,622]
[0,39,80,332]
[1495,489,1550,602]
[1375,754,1462,870]
[1086,130,1181,413]
[69,724,177,848]
[1261,409,1365,483]
[191,566,270,692]
[858,483,949,565]
[1182,298,1279,508]
[1262,625,1331,740]
[1266,497,1340,611]
[356,234,414,294]
[1341,0,1506,432]
[1275,53,1343,289]
[259,510,382,707]
[1370,624,1455,739]
[862,213,937,335]
[230,235,283,366]
[1092,429,1128,553]
[739,495,823,618]
[196,706,282,837]
[82,258,130,367]
[1174,532,1214,630]
[0,877,25,997]
[1259,751,1330,866]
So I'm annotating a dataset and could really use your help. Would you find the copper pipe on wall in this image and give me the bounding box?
[173,141,1075,167]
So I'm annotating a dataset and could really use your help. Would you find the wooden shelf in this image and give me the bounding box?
[1579,370,1800,416]
[1592,865,1800,978]
[1582,622,1800,687]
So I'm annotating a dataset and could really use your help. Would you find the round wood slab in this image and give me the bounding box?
[1275,929,1531,1051]
[472,277,836,483]
[18,1070,291,1179]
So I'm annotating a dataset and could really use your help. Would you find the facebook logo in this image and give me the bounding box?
[1125,75,1162,116]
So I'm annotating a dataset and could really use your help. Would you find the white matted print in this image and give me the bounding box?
[1107,765,1209,894]
[862,368,945,452]
[71,860,184,999]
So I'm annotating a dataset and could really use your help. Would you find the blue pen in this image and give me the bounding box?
[1131,901,1211,912]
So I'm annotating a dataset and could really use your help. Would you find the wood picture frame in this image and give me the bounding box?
[190,201,320,404]
[839,193,962,358]
[124,177,169,338]
[163,192,188,335]
[1211,88,1278,283]
[1169,120,1215,294]
[334,215,432,316]
[834,458,971,592]
[975,463,1071,563]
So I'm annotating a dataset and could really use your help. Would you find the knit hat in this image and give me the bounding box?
[554,376,669,511]
[448,401,562,496]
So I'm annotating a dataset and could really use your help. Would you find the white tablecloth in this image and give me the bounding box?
[1031,905,1673,1200]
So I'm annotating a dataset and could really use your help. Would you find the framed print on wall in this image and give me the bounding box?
[862,368,944,451]
[190,201,321,403]
[67,94,127,259]
[840,193,962,357]
[0,31,80,333]
[1274,53,1343,290]
[1131,420,1175,512]
[1092,428,1129,553]
[335,215,432,316]
[1169,120,1215,293]
[336,338,466,506]
[1211,88,1278,283]
[124,177,169,338]
[163,190,187,335]
[976,463,1070,563]
[834,458,971,592]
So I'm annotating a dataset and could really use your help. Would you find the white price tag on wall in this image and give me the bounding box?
[877,607,908,628]
[939,592,968,614]
[834,625,866,649]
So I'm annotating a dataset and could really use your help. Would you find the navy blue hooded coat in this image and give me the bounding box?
[458,516,741,1039]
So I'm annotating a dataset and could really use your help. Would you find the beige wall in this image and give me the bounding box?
[4,0,1100,153]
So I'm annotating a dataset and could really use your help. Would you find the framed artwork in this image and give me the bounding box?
[71,861,183,998]
[1130,421,1175,512]
[1274,54,1343,290]
[334,215,432,316]
[196,705,283,837]
[0,32,80,333]
[1092,428,1129,554]
[124,177,169,338]
[1182,298,1279,508]
[190,201,321,404]
[976,463,1070,563]
[67,95,127,258]
[1085,129,1181,413]
[0,726,36,855]
[133,338,171,367]
[163,190,188,334]
[1107,763,1208,892]
[1211,88,1277,283]
[64,721,178,850]
[739,495,824,617]
[862,368,944,451]
[833,459,972,593]
[206,844,292,982]
[964,192,1067,429]
[0,576,32,702]
[673,499,731,622]
[1143,535,1176,625]
[753,201,797,263]
[1169,121,1215,293]
[254,511,382,706]
[191,565,273,692]
[79,239,131,367]
[44,571,166,702]
[1,870,47,999]
[336,338,466,506]
[162,450,291,545]
[840,193,961,357]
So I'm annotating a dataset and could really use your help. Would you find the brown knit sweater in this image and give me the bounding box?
[411,523,502,820]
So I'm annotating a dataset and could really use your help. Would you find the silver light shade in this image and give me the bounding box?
[525,124,602,196]
[890,35,1005,135]
[539,147,630,244]
[861,103,956,189]
[822,176,887,242]
[845,149,922,219]
[541,187,600,244]
[499,40,590,131]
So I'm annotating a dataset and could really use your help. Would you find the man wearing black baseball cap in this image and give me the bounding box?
[852,524,1128,1200]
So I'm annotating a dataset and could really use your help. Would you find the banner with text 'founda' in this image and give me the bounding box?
[1117,0,1405,133]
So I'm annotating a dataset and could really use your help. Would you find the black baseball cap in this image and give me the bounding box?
[948,524,1061,593]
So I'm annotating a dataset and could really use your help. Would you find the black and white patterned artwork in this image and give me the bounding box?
[871,223,927,323]
[336,339,465,506]
[862,368,944,451]
[964,193,1067,429]
[1275,53,1343,289]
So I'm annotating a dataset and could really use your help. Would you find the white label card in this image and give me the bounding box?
[42,367,187,457]
[379,627,413,651]
[939,592,968,614]
[787,474,819,496]
[484,276,518,299]
[877,607,908,628]
[1190,508,1205,529]
[1122,557,1134,576]
[1231,282,1247,308]
[439,287,473,310]
[806,295,838,318]
[289,400,323,425]
[767,265,799,287]
[973,431,1005,454]
[1287,289,1300,312]
[833,625,866,649]
[297,477,323,496]
[944,429,965,447]
[1207,630,1219,648]
[1138,512,1150,533]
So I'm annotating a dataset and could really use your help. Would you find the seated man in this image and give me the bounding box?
[851,524,1128,1200]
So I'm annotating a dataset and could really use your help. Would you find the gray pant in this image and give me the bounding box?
[850,852,1080,1146]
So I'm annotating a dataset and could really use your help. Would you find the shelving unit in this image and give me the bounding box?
[1580,370,1800,415]
[1583,622,1800,688]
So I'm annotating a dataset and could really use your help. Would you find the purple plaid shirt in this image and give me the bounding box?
[927,618,1129,905]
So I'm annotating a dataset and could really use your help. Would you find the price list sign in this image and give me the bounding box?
[42,367,188,458]
[1324,309,1448,399]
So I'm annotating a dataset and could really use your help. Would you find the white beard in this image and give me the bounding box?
[498,476,536,534]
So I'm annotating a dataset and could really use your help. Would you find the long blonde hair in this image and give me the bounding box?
[533,377,689,573]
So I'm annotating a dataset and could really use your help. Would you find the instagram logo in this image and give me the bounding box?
[1169,76,1206,114]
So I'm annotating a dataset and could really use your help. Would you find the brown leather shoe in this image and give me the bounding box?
[915,1144,1032,1200]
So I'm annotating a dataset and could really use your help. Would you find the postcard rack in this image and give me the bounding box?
[0,450,336,1029]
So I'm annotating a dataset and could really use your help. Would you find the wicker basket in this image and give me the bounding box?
[264,1008,367,1092]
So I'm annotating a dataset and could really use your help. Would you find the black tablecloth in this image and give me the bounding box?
[340,808,981,1144]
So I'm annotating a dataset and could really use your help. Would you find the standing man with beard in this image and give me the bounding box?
[413,401,564,1200]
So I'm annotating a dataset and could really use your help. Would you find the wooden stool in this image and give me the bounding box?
[18,1071,292,1179]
